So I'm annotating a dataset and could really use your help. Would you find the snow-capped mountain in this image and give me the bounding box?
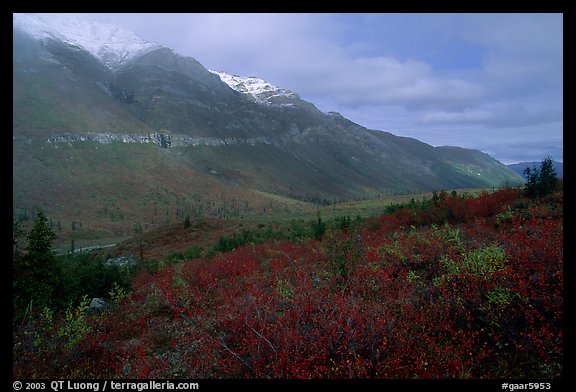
[13,13,303,107]
[13,13,162,70]
[210,70,298,107]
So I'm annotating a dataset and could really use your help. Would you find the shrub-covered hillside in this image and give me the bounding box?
[13,187,563,379]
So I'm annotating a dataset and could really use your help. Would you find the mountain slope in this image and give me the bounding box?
[13,13,524,245]
[13,29,153,137]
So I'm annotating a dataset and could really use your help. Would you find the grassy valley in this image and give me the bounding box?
[13,140,317,253]
[14,133,511,255]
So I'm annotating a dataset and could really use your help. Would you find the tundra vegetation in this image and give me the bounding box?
[13,159,562,379]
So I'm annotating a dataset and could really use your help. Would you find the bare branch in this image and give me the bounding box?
[248,323,277,354]
[218,339,255,372]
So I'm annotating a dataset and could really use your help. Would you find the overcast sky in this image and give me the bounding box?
[67,13,562,165]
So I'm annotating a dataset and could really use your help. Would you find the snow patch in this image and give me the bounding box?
[13,13,162,69]
[209,70,297,106]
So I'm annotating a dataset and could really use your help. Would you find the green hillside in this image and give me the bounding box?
[13,140,314,250]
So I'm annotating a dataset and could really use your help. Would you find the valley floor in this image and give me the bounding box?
[13,187,563,379]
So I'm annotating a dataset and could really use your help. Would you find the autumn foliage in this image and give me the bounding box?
[13,187,563,379]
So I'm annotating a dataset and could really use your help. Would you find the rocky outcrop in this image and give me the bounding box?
[104,255,137,267]
[87,297,108,314]
[44,132,277,148]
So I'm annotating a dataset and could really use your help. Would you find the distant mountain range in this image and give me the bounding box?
[507,161,563,179]
[13,13,524,244]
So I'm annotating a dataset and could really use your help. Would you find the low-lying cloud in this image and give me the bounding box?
[66,13,563,164]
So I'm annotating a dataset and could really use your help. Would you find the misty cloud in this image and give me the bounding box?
[421,110,494,125]
[54,13,562,164]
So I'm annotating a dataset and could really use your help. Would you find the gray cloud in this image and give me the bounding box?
[62,13,563,164]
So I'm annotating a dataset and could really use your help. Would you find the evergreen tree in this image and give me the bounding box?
[27,212,57,265]
[14,212,60,317]
[524,156,558,198]
[312,211,327,240]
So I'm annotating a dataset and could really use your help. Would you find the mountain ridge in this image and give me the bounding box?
[13,13,524,245]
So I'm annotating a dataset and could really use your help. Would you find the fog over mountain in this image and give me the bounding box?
[39,13,562,165]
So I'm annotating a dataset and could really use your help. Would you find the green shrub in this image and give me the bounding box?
[57,295,92,350]
[486,286,514,307]
[463,244,508,279]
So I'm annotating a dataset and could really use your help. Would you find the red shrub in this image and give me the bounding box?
[14,188,561,379]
